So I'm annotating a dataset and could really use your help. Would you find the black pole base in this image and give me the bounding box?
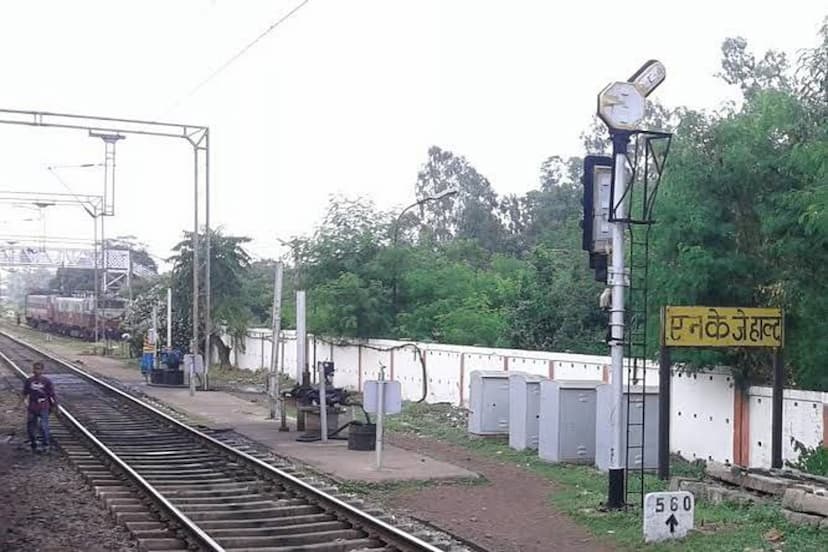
[607,468,625,509]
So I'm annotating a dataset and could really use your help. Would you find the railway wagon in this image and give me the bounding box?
[25,294,125,340]
[54,296,96,339]
[24,294,54,328]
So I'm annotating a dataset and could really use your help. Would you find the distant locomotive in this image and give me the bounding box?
[25,294,126,340]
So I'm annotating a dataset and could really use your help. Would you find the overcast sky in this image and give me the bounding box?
[0,0,824,265]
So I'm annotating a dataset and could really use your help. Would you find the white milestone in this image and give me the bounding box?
[643,491,694,543]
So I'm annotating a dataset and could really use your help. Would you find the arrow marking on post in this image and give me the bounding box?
[665,514,679,534]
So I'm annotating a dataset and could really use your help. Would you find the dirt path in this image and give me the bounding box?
[387,434,615,552]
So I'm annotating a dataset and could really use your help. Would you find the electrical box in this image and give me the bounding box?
[508,372,546,450]
[468,371,510,436]
[595,384,660,472]
[538,380,599,464]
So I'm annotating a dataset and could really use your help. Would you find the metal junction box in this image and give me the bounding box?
[508,372,547,450]
[595,384,660,472]
[539,380,599,464]
[468,370,510,436]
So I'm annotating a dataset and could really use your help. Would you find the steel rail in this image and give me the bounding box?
[0,346,226,551]
[0,330,443,552]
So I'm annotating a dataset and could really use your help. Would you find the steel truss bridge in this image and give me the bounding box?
[0,244,155,296]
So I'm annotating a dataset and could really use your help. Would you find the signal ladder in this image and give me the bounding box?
[624,221,652,509]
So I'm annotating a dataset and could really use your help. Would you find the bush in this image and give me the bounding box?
[787,439,828,476]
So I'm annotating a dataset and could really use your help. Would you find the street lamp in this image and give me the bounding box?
[392,188,459,246]
[390,188,459,319]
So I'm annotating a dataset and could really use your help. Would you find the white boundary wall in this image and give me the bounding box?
[229,330,827,469]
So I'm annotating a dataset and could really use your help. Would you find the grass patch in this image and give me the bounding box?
[386,402,827,551]
[206,364,298,390]
[207,363,269,387]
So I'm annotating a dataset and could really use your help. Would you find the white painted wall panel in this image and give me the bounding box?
[424,349,461,404]
[393,346,427,402]
[225,332,825,468]
[332,345,360,390]
[748,387,825,468]
[555,360,605,382]
[670,370,735,464]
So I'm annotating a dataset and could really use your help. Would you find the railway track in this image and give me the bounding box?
[0,331,449,552]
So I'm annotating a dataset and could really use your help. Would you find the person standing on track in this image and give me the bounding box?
[20,361,57,453]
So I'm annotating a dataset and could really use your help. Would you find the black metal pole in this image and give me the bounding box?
[658,344,671,480]
[771,348,784,469]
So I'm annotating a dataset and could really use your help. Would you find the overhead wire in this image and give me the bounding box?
[44,164,103,217]
[168,0,312,112]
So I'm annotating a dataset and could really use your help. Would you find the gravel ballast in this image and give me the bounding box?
[1,369,137,552]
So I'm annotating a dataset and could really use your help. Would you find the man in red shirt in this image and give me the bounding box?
[20,361,57,453]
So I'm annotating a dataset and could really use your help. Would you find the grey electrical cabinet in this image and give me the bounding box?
[468,371,510,436]
[508,372,546,450]
[538,381,599,464]
[595,384,660,472]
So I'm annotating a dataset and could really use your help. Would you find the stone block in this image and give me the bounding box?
[670,477,700,492]
[706,461,742,486]
[782,508,824,527]
[783,488,828,517]
[706,485,758,506]
[677,480,708,501]
[740,473,791,496]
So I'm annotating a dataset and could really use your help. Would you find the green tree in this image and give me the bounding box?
[415,146,506,251]
[311,272,391,338]
[167,229,253,367]
[507,230,606,353]
[648,25,828,390]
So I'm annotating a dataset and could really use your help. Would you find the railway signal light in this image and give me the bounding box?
[582,155,613,282]
[595,59,668,512]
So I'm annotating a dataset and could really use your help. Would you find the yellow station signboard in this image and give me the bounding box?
[664,306,783,348]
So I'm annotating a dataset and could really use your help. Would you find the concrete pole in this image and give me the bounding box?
[269,263,283,420]
[376,366,386,470]
[296,291,306,383]
[166,287,172,349]
[295,291,307,432]
[607,132,630,509]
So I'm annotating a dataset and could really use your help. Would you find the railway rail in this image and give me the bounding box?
[0,330,447,552]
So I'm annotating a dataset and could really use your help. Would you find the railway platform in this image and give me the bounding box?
[139,384,477,483]
[2,326,477,484]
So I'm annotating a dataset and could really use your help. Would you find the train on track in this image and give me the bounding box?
[24,293,126,340]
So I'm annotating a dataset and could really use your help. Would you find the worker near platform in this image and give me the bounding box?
[140,330,156,378]
[20,361,57,453]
